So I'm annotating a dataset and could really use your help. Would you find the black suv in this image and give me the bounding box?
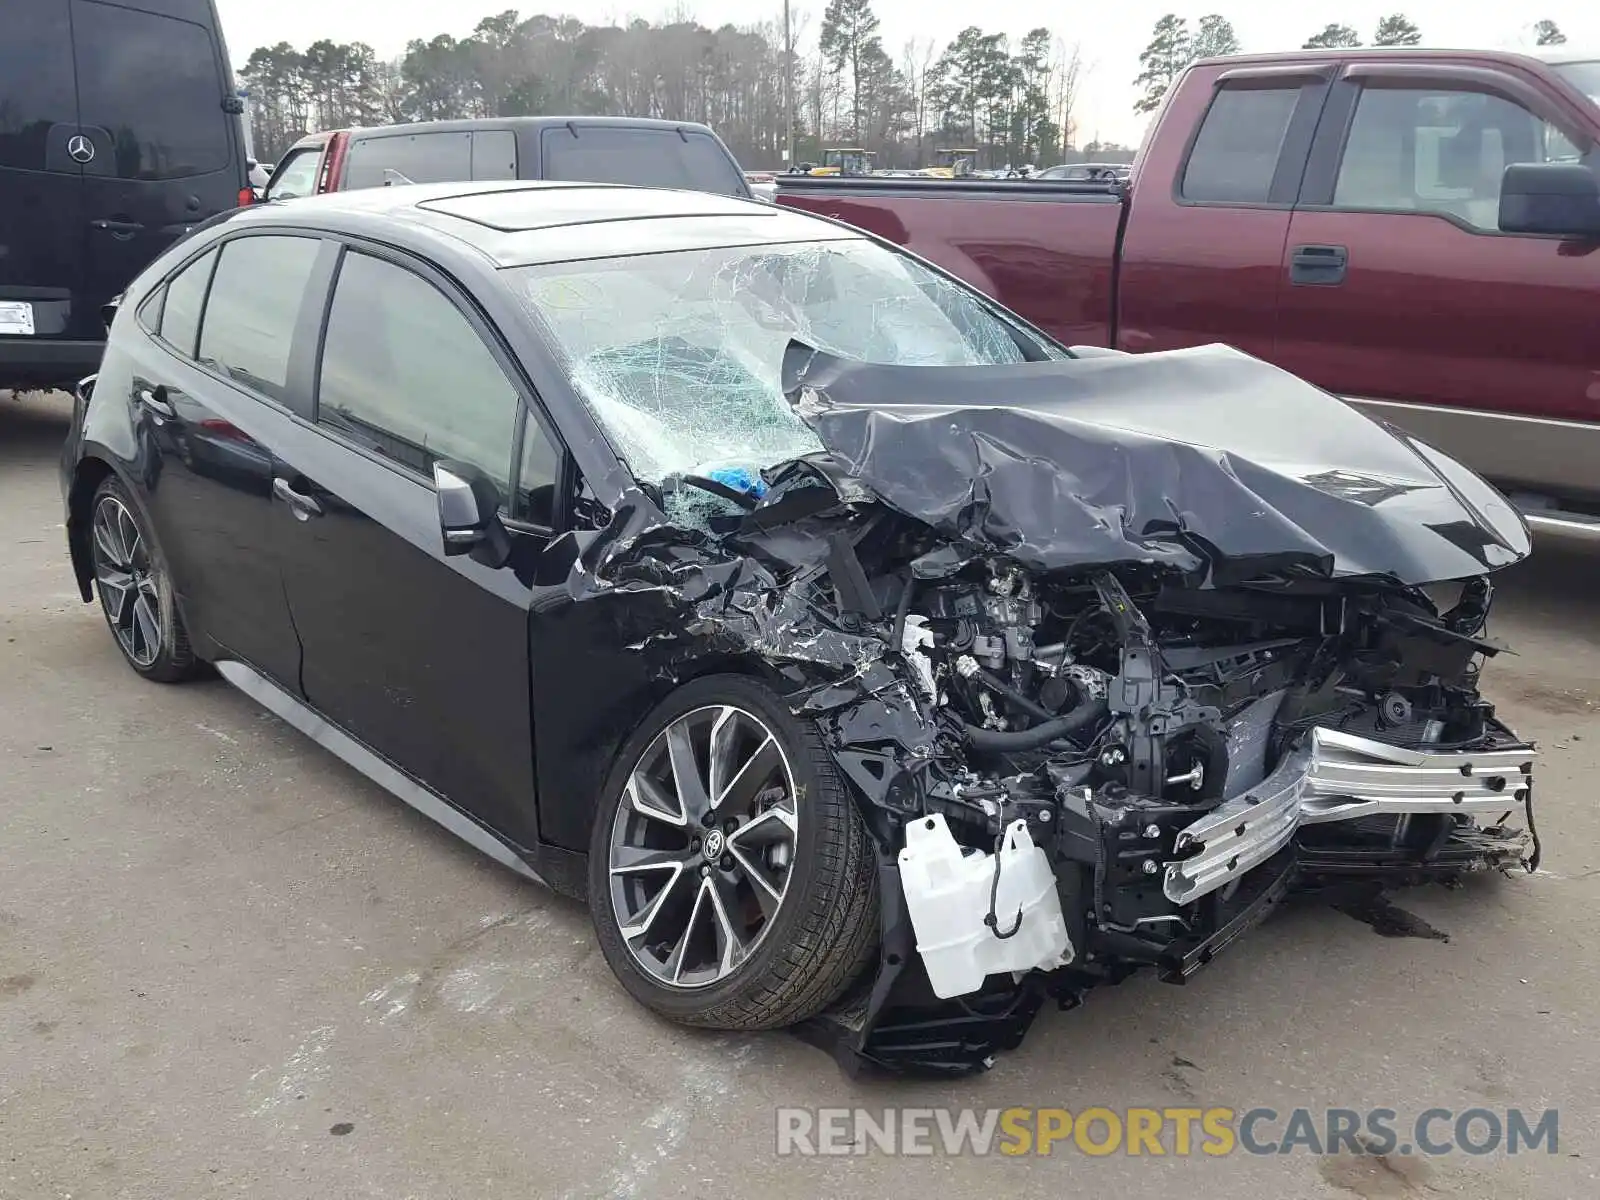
[1,0,248,391]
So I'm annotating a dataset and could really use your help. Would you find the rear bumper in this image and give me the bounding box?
[1,338,104,390]
[1166,726,1536,905]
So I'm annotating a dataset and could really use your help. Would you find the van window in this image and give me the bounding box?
[343,132,472,190]
[0,0,77,172]
[197,237,320,403]
[541,127,747,197]
[72,0,231,180]
[1180,86,1301,203]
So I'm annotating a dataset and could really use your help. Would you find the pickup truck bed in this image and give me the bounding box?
[779,47,1600,539]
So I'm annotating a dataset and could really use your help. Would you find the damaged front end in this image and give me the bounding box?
[572,342,1539,1077]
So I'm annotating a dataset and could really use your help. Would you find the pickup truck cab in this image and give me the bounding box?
[777,48,1600,538]
[264,116,754,203]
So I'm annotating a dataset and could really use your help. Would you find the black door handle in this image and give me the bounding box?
[1289,244,1348,285]
[273,476,325,520]
[91,218,146,235]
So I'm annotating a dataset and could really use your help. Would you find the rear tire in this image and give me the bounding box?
[588,673,879,1030]
[88,476,201,683]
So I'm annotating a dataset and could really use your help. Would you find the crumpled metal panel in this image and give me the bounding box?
[784,342,1533,585]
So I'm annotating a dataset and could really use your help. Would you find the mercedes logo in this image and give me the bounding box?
[67,134,96,164]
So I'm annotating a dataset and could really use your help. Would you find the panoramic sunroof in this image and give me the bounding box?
[418,187,770,233]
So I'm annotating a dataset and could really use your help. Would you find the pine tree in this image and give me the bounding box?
[1303,24,1362,49]
[1133,15,1192,115]
[1373,14,1422,47]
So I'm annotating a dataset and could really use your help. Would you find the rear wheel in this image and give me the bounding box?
[89,477,200,683]
[588,674,879,1029]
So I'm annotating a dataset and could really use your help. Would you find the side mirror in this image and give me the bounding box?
[434,461,511,568]
[1499,161,1600,238]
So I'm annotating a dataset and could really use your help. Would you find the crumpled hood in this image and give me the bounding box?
[782,343,1531,585]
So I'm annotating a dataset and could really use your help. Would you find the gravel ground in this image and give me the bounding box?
[4,390,1598,1199]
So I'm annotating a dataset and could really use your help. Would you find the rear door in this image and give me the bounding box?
[71,0,244,339]
[1116,67,1332,358]
[0,0,85,347]
[1274,61,1600,499]
[129,231,329,687]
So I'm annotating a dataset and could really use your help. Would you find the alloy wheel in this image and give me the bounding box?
[608,704,800,989]
[92,494,164,668]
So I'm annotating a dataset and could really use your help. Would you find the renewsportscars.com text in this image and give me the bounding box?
[774,1106,1559,1158]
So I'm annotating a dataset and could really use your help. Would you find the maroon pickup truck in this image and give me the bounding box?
[777,48,1600,539]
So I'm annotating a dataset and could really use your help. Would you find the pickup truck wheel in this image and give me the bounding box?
[89,477,201,683]
[588,674,879,1030]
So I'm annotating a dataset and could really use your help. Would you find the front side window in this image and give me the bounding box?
[197,236,320,402]
[510,237,1053,485]
[72,0,230,180]
[264,148,321,200]
[317,251,519,494]
[1181,86,1301,203]
[1334,87,1582,231]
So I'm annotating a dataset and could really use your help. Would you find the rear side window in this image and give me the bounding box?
[0,0,77,173]
[343,132,472,190]
[317,251,519,494]
[472,131,518,181]
[541,128,746,197]
[197,236,321,403]
[264,147,322,200]
[158,249,217,356]
[72,0,231,180]
[1181,86,1301,203]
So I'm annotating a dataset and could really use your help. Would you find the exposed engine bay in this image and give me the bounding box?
[570,342,1540,1076]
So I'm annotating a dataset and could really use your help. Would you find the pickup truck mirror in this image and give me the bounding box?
[1499,161,1600,238]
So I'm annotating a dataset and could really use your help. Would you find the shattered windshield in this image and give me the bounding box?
[509,238,1058,488]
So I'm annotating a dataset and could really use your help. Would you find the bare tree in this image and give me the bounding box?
[1052,39,1085,154]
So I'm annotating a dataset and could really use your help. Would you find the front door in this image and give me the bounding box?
[1273,62,1600,500]
[0,0,85,357]
[70,0,243,341]
[273,245,546,847]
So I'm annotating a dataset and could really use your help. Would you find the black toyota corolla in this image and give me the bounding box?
[62,181,1540,1075]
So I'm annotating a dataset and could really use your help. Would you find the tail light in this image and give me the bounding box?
[237,186,255,207]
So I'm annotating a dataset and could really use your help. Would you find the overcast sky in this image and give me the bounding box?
[216,0,1599,147]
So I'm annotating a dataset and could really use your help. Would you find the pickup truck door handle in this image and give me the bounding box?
[273,476,325,521]
[1289,244,1348,286]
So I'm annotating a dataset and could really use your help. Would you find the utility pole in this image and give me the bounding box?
[783,0,794,167]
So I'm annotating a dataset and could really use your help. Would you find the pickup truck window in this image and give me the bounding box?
[343,131,473,190]
[1181,86,1301,203]
[264,148,321,200]
[1333,87,1577,232]
[541,127,747,198]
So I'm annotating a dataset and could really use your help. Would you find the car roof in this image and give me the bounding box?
[1192,46,1600,70]
[231,180,860,267]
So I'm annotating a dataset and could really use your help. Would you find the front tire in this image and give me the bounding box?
[588,674,879,1030]
[88,476,201,683]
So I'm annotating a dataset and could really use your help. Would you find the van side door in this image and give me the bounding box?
[1273,60,1600,503]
